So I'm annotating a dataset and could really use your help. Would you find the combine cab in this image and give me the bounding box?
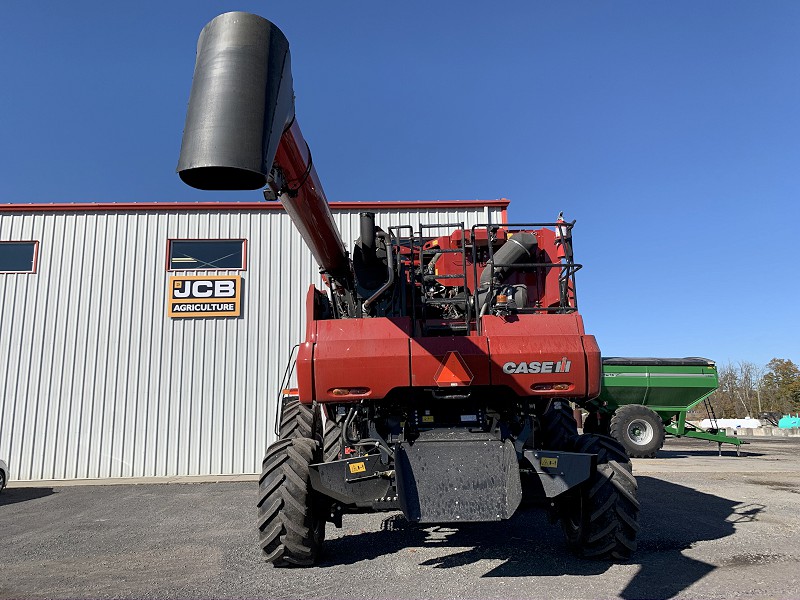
[177,12,640,566]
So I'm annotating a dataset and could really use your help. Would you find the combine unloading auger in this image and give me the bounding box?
[178,12,351,284]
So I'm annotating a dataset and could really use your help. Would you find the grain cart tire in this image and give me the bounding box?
[559,434,639,561]
[322,419,343,463]
[278,399,315,440]
[609,404,665,458]
[257,438,325,567]
[540,400,579,450]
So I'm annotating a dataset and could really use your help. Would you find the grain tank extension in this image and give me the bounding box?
[178,12,640,566]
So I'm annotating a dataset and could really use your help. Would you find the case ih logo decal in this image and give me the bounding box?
[168,275,241,318]
[502,357,571,374]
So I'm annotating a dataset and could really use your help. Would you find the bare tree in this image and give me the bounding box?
[710,363,740,418]
[737,361,764,416]
[707,358,799,419]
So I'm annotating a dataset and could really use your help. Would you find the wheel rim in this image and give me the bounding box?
[626,419,654,445]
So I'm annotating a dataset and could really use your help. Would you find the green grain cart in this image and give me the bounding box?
[583,358,743,457]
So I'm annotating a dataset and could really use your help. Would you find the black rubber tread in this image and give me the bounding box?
[322,419,343,463]
[540,400,579,450]
[582,411,611,436]
[609,404,666,458]
[278,399,315,440]
[257,437,325,567]
[572,433,633,472]
[560,434,640,561]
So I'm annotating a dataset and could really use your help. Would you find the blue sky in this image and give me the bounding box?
[1,1,798,367]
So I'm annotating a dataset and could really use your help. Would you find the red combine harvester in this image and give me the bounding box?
[177,12,639,566]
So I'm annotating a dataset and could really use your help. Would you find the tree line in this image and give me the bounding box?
[700,358,800,419]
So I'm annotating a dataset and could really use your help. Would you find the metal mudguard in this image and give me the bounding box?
[308,434,597,520]
[521,450,594,498]
[395,430,522,523]
[308,455,393,508]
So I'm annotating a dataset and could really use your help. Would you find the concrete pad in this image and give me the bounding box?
[7,473,259,488]
[2,436,800,599]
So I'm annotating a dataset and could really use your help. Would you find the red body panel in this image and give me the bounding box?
[410,336,491,388]
[299,288,602,403]
[297,341,315,401]
[482,314,596,398]
[311,317,413,401]
[582,334,602,399]
[296,285,320,399]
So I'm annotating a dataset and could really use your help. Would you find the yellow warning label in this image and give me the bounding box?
[541,457,558,469]
[422,415,435,423]
[348,461,366,474]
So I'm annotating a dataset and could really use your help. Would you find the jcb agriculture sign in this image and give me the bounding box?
[168,275,242,318]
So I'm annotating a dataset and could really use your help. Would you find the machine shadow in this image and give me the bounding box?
[321,476,762,599]
[0,487,56,506]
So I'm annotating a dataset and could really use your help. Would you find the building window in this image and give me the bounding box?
[0,241,38,273]
[168,239,246,271]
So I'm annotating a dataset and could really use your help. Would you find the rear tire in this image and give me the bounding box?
[520,401,579,506]
[540,400,579,450]
[322,419,343,463]
[609,404,665,458]
[582,411,610,436]
[559,434,640,560]
[278,399,315,440]
[257,438,325,567]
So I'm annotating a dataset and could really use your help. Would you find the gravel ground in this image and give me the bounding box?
[1,437,799,599]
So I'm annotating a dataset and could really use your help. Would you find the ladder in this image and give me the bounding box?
[703,397,720,434]
[418,222,470,335]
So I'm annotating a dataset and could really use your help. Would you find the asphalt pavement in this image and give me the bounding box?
[1,437,799,599]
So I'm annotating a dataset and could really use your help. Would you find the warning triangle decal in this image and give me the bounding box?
[434,351,474,387]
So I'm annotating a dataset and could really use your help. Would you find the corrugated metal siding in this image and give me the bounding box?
[0,204,502,481]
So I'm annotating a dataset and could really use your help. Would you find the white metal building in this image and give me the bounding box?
[0,200,507,481]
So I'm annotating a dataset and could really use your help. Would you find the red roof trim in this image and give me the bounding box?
[0,199,510,213]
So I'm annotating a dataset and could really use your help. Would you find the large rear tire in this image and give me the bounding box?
[520,401,579,506]
[582,410,610,436]
[257,438,325,567]
[322,419,343,463]
[540,400,579,450]
[278,399,315,440]
[559,434,640,560]
[609,404,665,458]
